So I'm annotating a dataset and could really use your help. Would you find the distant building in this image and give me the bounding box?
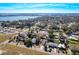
[68,32,79,40]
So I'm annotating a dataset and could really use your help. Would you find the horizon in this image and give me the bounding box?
[0,3,79,13]
[0,12,79,14]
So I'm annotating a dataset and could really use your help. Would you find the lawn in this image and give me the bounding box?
[69,39,79,48]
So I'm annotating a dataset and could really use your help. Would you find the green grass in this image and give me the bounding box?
[69,39,79,48]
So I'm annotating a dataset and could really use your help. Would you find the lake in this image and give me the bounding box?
[0,16,40,21]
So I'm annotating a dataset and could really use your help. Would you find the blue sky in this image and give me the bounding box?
[0,3,79,13]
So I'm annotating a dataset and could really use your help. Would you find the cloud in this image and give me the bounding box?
[0,3,69,10]
[0,3,79,13]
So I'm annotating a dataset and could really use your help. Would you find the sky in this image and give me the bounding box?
[0,3,79,13]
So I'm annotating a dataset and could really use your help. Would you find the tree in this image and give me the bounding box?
[36,23,46,30]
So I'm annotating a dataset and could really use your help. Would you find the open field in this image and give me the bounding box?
[0,34,8,43]
[0,32,48,55]
[0,44,48,55]
[0,33,17,43]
